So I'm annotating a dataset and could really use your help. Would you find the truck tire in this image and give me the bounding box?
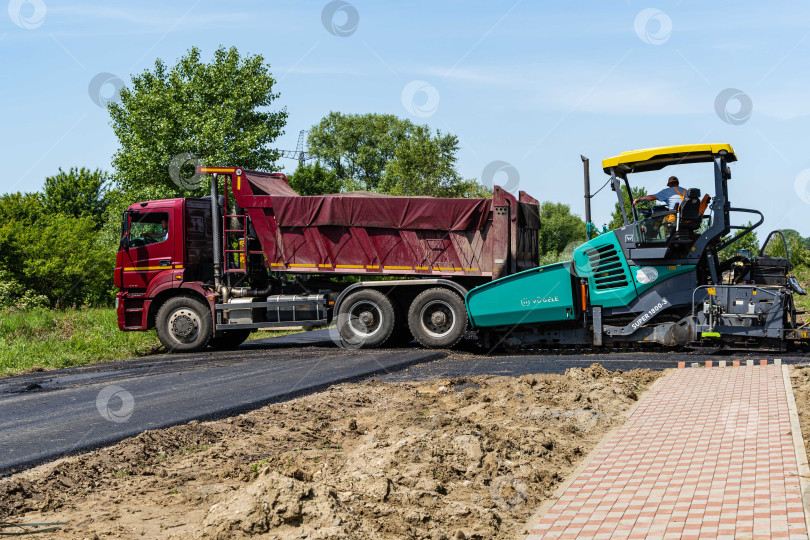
[155,296,213,353]
[408,288,467,349]
[208,329,252,350]
[387,313,415,347]
[337,289,396,348]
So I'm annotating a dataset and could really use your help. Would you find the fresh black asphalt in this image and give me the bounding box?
[0,328,805,475]
[0,332,442,475]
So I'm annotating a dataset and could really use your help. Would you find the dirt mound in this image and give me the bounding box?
[201,470,344,539]
[0,422,223,519]
[1,366,661,539]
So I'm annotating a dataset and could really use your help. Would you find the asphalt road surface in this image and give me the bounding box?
[0,329,805,475]
[0,334,442,475]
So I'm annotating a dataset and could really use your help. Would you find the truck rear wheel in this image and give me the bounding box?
[208,329,252,350]
[337,289,396,348]
[408,288,467,349]
[155,296,213,353]
[387,308,415,347]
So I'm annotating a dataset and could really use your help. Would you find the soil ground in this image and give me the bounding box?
[0,364,659,539]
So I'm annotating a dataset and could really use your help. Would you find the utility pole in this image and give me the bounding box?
[581,155,592,239]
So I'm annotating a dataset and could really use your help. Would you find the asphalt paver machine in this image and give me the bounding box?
[466,144,809,352]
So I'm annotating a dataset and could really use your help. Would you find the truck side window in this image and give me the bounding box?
[129,212,170,247]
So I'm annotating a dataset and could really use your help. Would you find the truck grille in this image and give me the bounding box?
[585,245,629,290]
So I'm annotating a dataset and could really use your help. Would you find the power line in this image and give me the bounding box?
[276,130,314,167]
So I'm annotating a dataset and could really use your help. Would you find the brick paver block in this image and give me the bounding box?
[526,365,809,539]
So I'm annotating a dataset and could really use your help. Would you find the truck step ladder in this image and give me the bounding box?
[223,213,248,274]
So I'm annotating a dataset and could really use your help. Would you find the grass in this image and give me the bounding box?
[0,307,305,377]
[250,458,270,473]
[246,325,318,343]
[0,307,161,376]
[794,266,810,320]
[178,443,211,455]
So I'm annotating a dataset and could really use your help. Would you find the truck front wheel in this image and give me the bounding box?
[155,296,213,353]
[408,288,467,349]
[337,289,396,348]
[208,329,252,350]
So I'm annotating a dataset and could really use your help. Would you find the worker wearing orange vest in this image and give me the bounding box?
[633,176,686,210]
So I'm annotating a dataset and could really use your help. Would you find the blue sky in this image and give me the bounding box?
[2,0,809,234]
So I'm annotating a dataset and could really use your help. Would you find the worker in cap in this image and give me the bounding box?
[632,176,687,211]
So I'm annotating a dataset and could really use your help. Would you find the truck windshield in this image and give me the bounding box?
[127,212,170,247]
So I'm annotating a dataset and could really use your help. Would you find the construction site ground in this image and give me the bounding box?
[2,355,810,539]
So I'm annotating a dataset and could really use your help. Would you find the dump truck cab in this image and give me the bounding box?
[115,197,215,332]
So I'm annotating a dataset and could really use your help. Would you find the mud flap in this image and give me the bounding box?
[593,306,603,346]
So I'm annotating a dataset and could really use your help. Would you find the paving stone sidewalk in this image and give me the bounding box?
[526,365,810,539]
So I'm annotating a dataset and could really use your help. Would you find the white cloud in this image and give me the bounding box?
[754,89,810,120]
[277,65,365,76]
[416,62,708,116]
[534,80,705,116]
[47,5,253,30]
[417,60,810,120]
[711,41,759,52]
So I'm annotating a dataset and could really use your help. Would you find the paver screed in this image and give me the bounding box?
[526,365,809,539]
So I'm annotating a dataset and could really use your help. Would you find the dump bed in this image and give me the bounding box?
[223,169,540,280]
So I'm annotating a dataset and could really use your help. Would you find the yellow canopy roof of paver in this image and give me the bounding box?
[602,144,736,174]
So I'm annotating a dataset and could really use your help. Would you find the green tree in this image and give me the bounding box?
[761,229,810,268]
[308,112,409,191]
[447,179,492,199]
[0,192,43,225]
[0,215,114,307]
[0,270,49,310]
[287,162,342,195]
[109,46,287,196]
[43,167,109,227]
[307,112,488,197]
[537,202,586,255]
[607,186,648,231]
[378,124,481,197]
[719,222,759,261]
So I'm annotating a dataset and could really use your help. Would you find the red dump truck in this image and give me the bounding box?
[115,167,540,352]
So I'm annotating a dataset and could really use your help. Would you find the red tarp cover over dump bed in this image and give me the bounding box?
[245,170,492,231]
